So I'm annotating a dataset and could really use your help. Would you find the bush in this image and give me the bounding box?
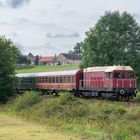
[134,92,140,102]
[116,106,126,115]
[59,92,76,105]
[114,129,132,140]
[14,91,42,111]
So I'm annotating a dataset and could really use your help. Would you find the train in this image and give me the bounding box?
[16,66,138,100]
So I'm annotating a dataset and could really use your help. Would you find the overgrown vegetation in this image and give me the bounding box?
[2,91,140,140]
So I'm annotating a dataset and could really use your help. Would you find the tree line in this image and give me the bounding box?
[17,53,40,65]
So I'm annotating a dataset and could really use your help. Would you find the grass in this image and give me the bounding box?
[16,65,79,73]
[1,91,140,140]
[0,114,79,140]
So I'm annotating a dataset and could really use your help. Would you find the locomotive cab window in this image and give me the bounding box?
[105,72,111,79]
[114,72,121,78]
[128,72,134,79]
[122,72,126,79]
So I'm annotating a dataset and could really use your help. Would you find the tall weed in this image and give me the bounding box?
[14,91,42,111]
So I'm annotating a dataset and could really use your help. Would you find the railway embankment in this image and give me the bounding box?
[0,91,140,140]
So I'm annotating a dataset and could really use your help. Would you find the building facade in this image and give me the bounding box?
[56,53,81,65]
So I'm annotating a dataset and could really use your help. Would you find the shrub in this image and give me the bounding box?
[14,91,42,111]
[134,92,140,102]
[59,92,75,105]
[114,129,132,140]
[116,106,126,115]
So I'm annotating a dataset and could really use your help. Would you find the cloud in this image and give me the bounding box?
[133,13,140,19]
[15,43,25,53]
[25,42,61,55]
[11,32,18,37]
[6,0,30,8]
[46,32,80,38]
[0,2,3,7]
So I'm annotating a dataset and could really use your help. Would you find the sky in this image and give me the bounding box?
[0,0,140,56]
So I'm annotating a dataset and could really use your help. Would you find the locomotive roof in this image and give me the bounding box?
[16,69,79,78]
[84,66,133,72]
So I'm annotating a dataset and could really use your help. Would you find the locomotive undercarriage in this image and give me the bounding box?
[75,87,138,101]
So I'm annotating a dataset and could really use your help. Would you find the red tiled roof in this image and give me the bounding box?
[39,56,55,62]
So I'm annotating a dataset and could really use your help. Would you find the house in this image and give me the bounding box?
[56,53,81,65]
[39,56,56,65]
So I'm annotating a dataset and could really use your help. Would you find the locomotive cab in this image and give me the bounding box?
[112,70,137,96]
[103,66,138,99]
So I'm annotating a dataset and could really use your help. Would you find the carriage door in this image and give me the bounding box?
[104,72,112,89]
[79,71,83,88]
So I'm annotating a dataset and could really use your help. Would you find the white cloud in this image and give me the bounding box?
[0,0,140,55]
[8,0,30,8]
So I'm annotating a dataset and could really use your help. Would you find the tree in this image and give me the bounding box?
[80,11,140,87]
[34,55,40,65]
[68,50,74,54]
[73,42,83,55]
[0,36,19,103]
[17,53,32,65]
[69,42,84,55]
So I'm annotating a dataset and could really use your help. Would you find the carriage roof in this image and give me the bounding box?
[84,66,133,73]
[16,69,79,78]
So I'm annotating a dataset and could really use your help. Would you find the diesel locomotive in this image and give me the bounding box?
[16,66,138,100]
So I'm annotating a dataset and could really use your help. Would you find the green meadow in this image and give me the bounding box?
[16,65,79,74]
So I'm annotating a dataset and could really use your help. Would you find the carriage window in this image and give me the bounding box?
[52,77,55,83]
[37,78,41,83]
[39,78,42,83]
[40,78,43,83]
[63,77,66,83]
[42,78,45,83]
[45,78,48,83]
[68,76,72,83]
[60,77,63,83]
[114,72,121,78]
[72,76,75,83]
[105,73,111,79]
[56,77,59,83]
[49,77,52,83]
[128,72,134,79]
[122,72,126,79]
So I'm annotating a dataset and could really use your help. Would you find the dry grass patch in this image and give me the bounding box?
[0,114,79,140]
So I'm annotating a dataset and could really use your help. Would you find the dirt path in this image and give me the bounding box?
[0,114,79,140]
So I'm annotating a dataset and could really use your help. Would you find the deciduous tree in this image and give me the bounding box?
[80,11,140,87]
[0,36,19,103]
